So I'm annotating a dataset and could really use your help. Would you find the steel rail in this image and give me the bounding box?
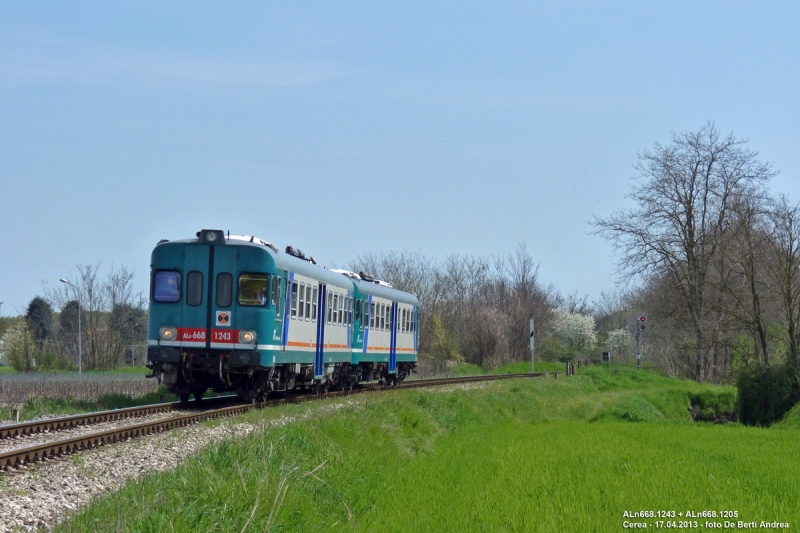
[0,396,238,440]
[0,372,553,471]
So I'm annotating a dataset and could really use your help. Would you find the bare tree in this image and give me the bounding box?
[44,263,145,370]
[594,123,774,380]
[766,196,800,369]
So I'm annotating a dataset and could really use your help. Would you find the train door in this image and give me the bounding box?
[210,245,237,348]
[389,302,398,374]
[314,283,327,379]
[180,245,211,347]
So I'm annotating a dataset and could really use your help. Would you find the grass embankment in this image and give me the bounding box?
[448,360,566,376]
[58,365,799,532]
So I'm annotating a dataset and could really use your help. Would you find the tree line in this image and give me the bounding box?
[1,264,147,371]
[593,123,800,424]
[349,245,598,372]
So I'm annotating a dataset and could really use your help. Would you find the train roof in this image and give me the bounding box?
[351,278,420,306]
[154,233,419,305]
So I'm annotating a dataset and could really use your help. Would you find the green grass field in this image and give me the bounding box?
[55,365,799,532]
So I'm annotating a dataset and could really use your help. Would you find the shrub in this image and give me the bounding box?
[737,365,800,426]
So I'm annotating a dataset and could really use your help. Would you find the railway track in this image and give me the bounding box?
[0,395,237,440]
[0,372,552,471]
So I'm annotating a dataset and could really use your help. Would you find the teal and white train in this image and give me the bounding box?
[146,229,419,402]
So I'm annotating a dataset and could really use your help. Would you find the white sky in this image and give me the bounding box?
[1,2,799,315]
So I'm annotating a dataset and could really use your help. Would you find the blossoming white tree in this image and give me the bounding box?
[552,308,597,353]
[606,328,633,358]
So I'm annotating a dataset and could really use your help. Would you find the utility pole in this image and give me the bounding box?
[529,318,535,373]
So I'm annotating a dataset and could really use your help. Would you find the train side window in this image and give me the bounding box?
[153,271,181,303]
[378,303,383,331]
[298,282,306,320]
[327,291,333,324]
[385,305,390,331]
[186,271,203,306]
[290,281,298,318]
[339,295,345,326]
[401,309,406,333]
[216,273,232,307]
[311,287,318,322]
[343,296,349,326]
[238,273,269,306]
[370,302,375,329]
[271,277,280,313]
[305,286,311,321]
[412,309,416,333]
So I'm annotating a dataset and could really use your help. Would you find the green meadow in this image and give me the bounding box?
[58,365,799,532]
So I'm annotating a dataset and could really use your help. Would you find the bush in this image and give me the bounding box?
[2,322,38,371]
[737,365,800,426]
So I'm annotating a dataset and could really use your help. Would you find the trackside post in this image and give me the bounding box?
[529,318,535,373]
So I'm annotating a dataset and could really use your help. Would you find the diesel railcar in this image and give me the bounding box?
[146,229,419,402]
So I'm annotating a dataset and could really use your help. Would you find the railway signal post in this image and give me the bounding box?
[636,315,646,367]
[530,318,535,373]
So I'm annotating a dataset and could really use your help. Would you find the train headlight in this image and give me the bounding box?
[160,327,178,341]
[239,330,256,344]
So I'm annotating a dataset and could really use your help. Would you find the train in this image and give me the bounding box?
[146,229,419,402]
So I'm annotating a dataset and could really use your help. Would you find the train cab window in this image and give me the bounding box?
[216,273,232,307]
[290,281,298,319]
[298,282,306,320]
[311,287,318,322]
[153,271,181,303]
[327,291,333,324]
[239,274,270,306]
